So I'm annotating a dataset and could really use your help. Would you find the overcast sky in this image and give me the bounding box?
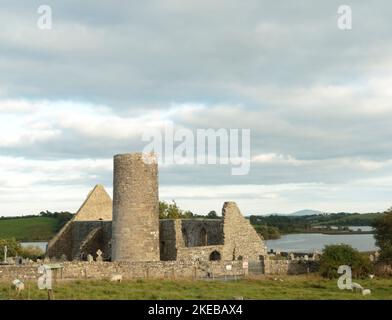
[1,0,392,216]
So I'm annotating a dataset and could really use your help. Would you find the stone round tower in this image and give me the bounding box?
[111,152,160,261]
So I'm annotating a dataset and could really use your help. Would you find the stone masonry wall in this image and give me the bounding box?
[47,184,113,260]
[46,220,73,260]
[159,220,179,261]
[0,259,318,281]
[264,259,319,275]
[111,153,160,261]
[222,202,267,262]
[159,219,223,261]
[180,220,223,247]
[0,260,245,281]
[177,245,225,262]
[47,221,111,260]
[71,221,111,260]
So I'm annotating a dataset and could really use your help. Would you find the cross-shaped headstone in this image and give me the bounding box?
[96,249,103,262]
[3,245,7,263]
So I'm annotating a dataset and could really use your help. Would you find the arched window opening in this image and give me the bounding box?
[209,250,221,261]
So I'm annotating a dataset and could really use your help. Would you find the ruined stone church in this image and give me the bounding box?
[47,153,267,264]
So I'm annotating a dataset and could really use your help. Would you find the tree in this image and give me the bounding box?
[373,208,392,263]
[159,201,169,219]
[159,200,184,219]
[319,244,373,279]
[182,210,194,219]
[207,210,218,219]
[166,201,182,219]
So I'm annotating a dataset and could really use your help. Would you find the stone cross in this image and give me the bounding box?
[96,249,103,262]
[3,245,7,263]
[374,251,380,260]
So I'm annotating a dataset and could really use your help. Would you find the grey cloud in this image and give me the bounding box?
[1,0,392,213]
[1,1,392,107]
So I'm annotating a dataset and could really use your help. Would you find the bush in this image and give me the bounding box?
[373,208,392,263]
[19,245,44,260]
[0,238,45,261]
[319,244,373,279]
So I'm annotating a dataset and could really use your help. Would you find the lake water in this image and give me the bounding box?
[21,242,48,252]
[266,233,377,253]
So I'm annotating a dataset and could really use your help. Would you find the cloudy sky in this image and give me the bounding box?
[1,0,392,216]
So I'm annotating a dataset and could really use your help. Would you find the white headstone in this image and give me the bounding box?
[96,249,103,262]
[3,245,7,263]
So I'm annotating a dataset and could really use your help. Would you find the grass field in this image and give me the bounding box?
[0,217,58,241]
[2,276,392,300]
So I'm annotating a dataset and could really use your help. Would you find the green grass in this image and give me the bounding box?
[2,276,392,300]
[0,217,58,241]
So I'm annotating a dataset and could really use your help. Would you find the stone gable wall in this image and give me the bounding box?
[222,202,267,262]
[73,184,112,221]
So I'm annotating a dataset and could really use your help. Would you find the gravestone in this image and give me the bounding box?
[96,249,103,262]
[87,254,94,263]
[374,251,380,261]
[3,245,7,263]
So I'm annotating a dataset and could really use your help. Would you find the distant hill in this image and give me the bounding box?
[0,217,58,241]
[261,209,325,216]
[0,212,73,241]
[290,209,324,216]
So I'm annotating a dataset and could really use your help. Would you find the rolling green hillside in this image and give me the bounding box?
[0,217,59,241]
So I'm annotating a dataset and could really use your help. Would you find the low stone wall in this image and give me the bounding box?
[0,260,245,281]
[0,259,319,281]
[264,259,319,275]
[177,245,224,262]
